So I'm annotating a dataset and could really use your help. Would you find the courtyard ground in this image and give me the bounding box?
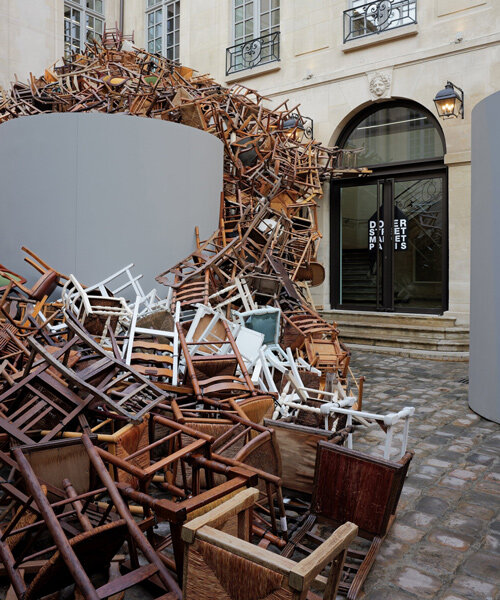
[351,350,499,600]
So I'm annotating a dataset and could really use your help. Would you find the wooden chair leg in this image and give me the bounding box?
[346,536,383,600]
[324,549,348,600]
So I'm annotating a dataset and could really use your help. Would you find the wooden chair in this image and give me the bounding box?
[274,373,355,424]
[0,249,68,339]
[304,337,351,381]
[104,421,257,581]
[0,265,26,291]
[273,370,413,460]
[40,417,152,486]
[123,299,180,388]
[0,342,93,445]
[182,487,358,600]
[62,274,132,339]
[263,419,350,493]
[0,436,181,599]
[169,397,286,539]
[281,442,414,599]
[177,316,258,400]
[0,250,63,304]
[0,314,173,445]
[208,276,257,312]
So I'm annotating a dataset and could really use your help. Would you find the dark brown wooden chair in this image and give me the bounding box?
[281,441,414,599]
[0,436,181,599]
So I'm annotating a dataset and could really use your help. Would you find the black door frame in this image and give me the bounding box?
[330,165,449,314]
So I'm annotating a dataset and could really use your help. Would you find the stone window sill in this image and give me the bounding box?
[225,61,281,85]
[342,24,418,53]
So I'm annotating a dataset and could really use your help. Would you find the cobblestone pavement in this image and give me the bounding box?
[349,350,500,600]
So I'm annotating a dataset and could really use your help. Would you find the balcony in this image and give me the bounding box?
[226,31,280,76]
[343,0,417,43]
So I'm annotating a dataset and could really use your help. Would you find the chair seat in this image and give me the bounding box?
[25,519,128,600]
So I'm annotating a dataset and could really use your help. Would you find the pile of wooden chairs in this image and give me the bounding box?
[0,37,413,600]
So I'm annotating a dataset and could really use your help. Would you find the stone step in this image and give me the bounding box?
[338,322,469,341]
[340,331,469,352]
[323,309,458,328]
[348,343,469,362]
[321,309,469,356]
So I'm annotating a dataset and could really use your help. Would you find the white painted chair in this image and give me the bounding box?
[123,299,180,387]
[274,371,414,460]
[183,304,265,375]
[256,344,320,393]
[207,276,257,312]
[62,274,132,341]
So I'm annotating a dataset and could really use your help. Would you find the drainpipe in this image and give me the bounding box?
[119,0,124,34]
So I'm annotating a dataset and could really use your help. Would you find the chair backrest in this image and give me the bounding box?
[29,270,60,301]
[311,441,413,538]
[238,307,281,346]
[21,438,93,497]
[235,326,264,364]
[263,419,349,493]
[234,429,282,480]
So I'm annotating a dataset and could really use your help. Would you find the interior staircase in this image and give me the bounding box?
[321,309,469,361]
[341,249,377,305]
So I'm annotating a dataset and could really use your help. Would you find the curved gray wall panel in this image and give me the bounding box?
[470,91,500,423]
[0,113,222,292]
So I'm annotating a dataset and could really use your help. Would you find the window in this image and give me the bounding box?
[227,0,280,75]
[344,0,417,43]
[342,104,444,167]
[64,0,104,57]
[146,0,180,61]
[233,0,279,46]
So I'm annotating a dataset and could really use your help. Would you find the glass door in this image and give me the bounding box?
[332,173,447,313]
[337,182,384,309]
[393,176,445,310]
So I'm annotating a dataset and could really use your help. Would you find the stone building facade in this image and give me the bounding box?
[1,0,499,344]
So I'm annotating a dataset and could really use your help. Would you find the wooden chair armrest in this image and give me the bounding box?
[398,450,415,465]
[288,522,358,591]
[182,487,259,543]
[115,482,184,522]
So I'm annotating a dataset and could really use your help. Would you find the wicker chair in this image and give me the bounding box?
[182,487,358,600]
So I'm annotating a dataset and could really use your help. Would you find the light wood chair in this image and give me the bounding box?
[182,487,358,600]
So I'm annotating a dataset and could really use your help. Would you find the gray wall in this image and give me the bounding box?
[469,91,500,423]
[0,113,222,292]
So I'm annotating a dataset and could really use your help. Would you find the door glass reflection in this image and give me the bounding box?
[393,178,443,309]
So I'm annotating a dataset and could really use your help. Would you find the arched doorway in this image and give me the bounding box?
[331,100,447,313]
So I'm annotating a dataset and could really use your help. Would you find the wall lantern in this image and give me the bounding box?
[283,114,314,141]
[433,81,464,119]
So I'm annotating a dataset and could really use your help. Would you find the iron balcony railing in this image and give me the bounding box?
[343,0,417,43]
[226,31,280,76]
